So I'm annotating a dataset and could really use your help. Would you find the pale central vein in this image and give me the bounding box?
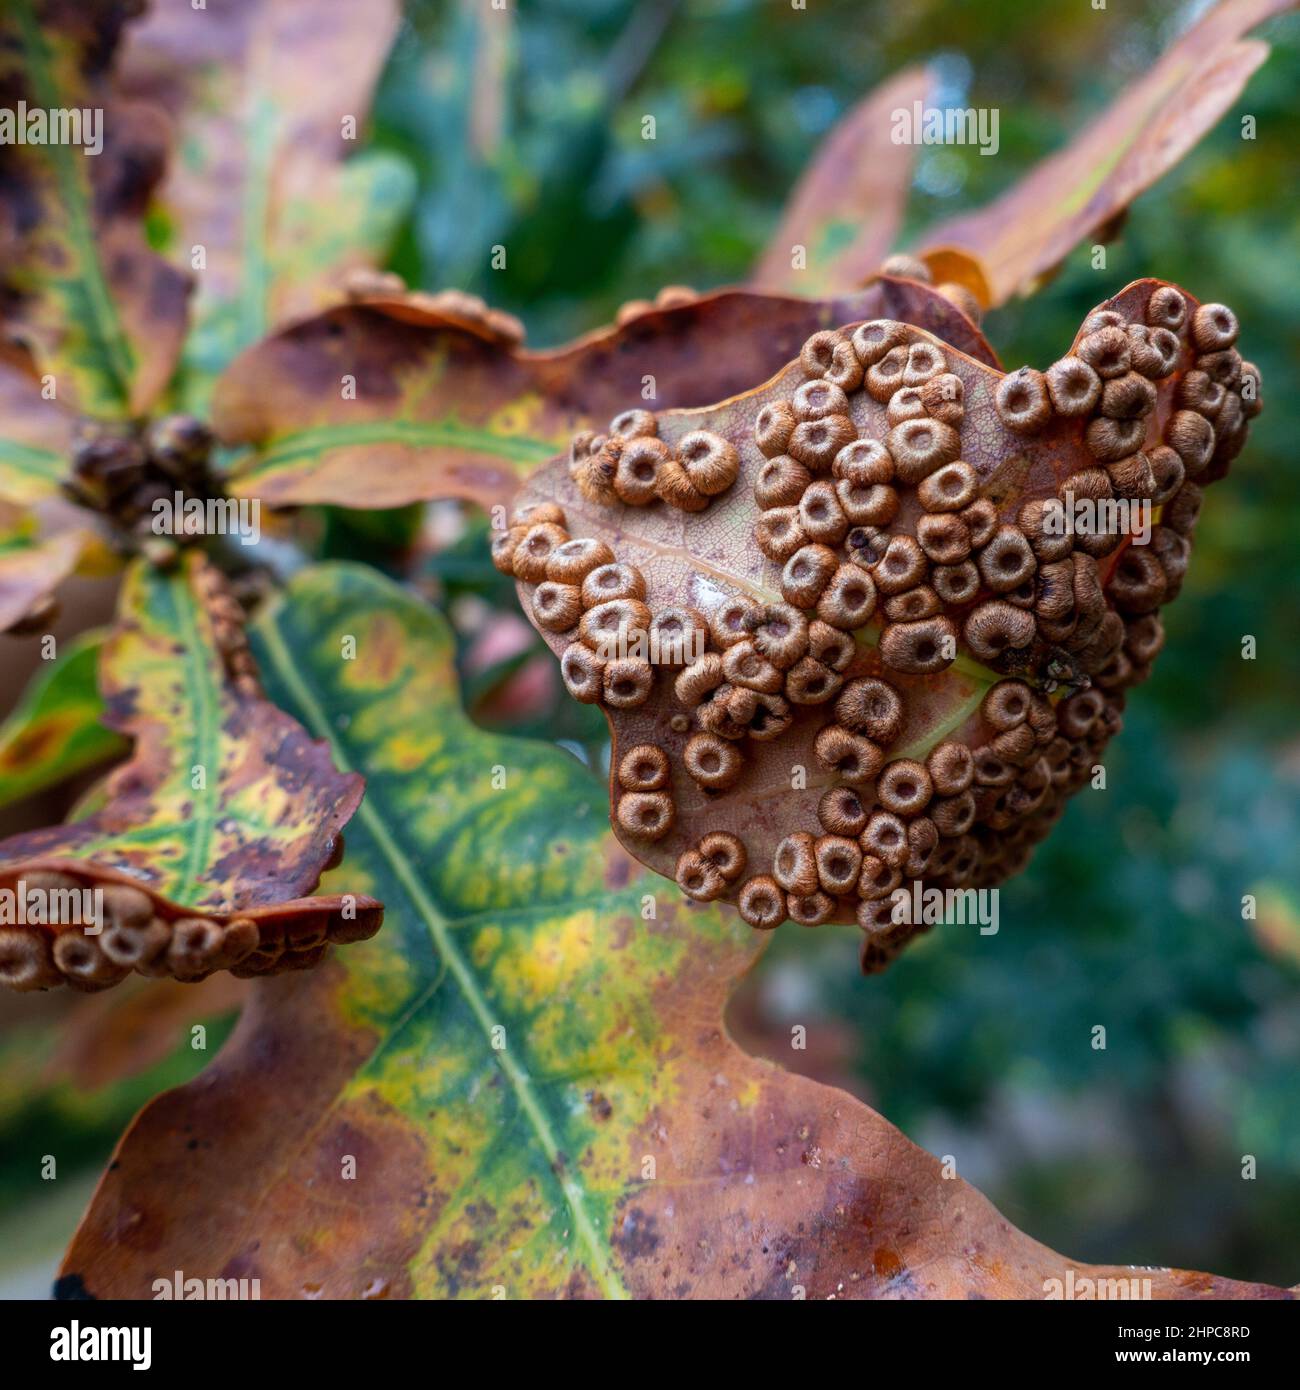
[170,576,219,905]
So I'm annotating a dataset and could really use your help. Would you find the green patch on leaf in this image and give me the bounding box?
[247,564,752,1296]
[0,438,67,504]
[0,629,125,811]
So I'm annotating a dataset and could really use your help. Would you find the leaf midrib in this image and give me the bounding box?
[255,610,631,1300]
[231,418,560,479]
[159,567,220,904]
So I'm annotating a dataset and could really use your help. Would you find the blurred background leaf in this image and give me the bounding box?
[0,629,123,810]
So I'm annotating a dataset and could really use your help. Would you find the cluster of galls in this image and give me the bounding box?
[61,412,216,549]
[0,863,375,993]
[504,284,1260,970]
[0,873,255,990]
[493,498,660,716]
[729,288,1258,967]
[568,410,740,512]
[492,414,742,734]
[736,676,1064,968]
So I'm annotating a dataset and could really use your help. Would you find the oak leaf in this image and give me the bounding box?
[59,566,1288,1299]
[0,0,191,418]
[507,279,1252,946]
[114,0,413,405]
[916,0,1294,306]
[0,553,380,992]
[212,279,996,513]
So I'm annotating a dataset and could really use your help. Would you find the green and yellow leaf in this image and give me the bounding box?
[0,553,362,908]
[0,628,125,810]
[116,0,413,407]
[0,0,191,417]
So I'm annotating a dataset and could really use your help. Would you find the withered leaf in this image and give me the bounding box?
[213,279,997,512]
[507,279,1256,953]
[751,66,931,296]
[917,0,1293,306]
